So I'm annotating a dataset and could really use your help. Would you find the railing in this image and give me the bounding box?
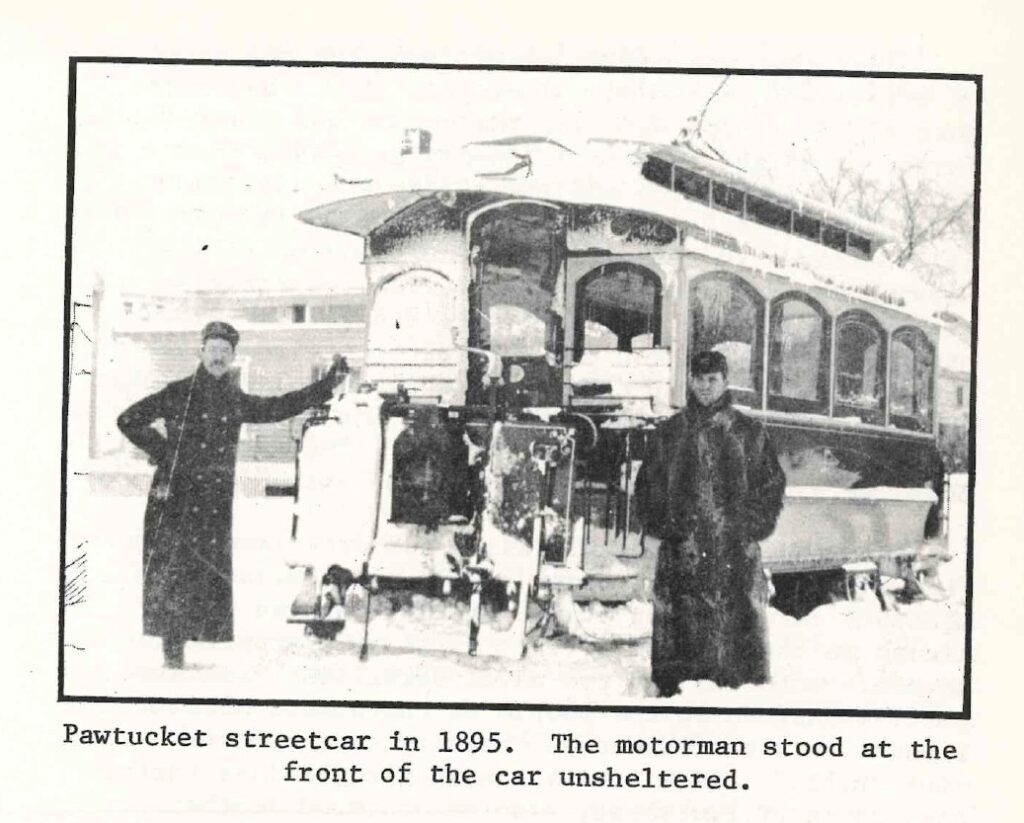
[568,348,672,412]
[361,348,461,402]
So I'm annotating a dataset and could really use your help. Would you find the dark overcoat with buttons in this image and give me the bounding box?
[117,365,334,642]
[635,391,786,691]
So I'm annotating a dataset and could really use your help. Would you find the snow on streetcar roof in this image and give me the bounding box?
[300,134,893,240]
[295,136,941,321]
[596,137,898,245]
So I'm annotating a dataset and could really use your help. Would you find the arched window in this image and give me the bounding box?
[573,263,662,360]
[368,269,455,352]
[689,273,765,406]
[834,310,886,425]
[768,292,831,414]
[890,326,935,432]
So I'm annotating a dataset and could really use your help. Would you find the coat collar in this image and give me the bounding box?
[685,389,734,427]
[195,364,236,390]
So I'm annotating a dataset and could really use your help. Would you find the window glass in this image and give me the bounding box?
[473,204,561,358]
[847,234,872,259]
[793,213,821,241]
[835,313,885,423]
[769,296,827,408]
[368,271,454,351]
[690,275,762,395]
[469,203,564,407]
[583,320,618,350]
[822,224,847,251]
[575,265,661,357]
[673,167,710,202]
[641,156,672,188]
[891,328,934,431]
[711,182,744,215]
[746,196,791,231]
[488,304,547,356]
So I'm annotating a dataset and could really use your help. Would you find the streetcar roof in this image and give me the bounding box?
[295,136,946,323]
[297,136,896,243]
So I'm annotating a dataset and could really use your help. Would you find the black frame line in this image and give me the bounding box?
[59,57,78,702]
[58,694,966,718]
[59,57,981,720]
[68,58,979,81]
[962,76,982,721]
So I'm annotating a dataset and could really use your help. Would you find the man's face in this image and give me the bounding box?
[200,338,236,378]
[689,371,727,407]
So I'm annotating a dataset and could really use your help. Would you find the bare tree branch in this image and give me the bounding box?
[798,156,973,299]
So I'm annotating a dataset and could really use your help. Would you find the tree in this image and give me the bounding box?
[801,156,974,301]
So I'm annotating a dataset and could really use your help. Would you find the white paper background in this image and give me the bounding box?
[1,3,1020,821]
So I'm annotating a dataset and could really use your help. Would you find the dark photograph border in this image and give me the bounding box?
[59,58,980,718]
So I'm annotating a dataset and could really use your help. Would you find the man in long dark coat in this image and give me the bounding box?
[117,321,347,668]
[635,350,786,694]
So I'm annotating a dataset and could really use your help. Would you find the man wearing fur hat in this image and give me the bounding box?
[117,321,348,669]
[635,350,786,694]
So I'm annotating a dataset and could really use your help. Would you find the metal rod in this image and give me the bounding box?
[468,571,481,656]
[359,399,390,662]
[359,571,373,661]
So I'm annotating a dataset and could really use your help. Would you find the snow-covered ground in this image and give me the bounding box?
[62,474,969,712]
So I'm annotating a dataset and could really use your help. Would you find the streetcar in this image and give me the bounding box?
[284,132,947,655]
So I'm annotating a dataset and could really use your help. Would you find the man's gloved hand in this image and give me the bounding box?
[326,355,350,386]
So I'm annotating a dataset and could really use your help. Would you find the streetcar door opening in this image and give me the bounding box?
[467,203,565,407]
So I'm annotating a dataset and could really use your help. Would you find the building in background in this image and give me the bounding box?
[400,128,432,156]
[936,312,972,472]
[88,279,367,494]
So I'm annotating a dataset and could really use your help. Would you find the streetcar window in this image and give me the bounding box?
[890,327,935,432]
[822,224,847,252]
[768,293,831,414]
[469,202,565,407]
[641,156,672,189]
[689,273,764,405]
[847,233,872,259]
[638,158,879,258]
[574,263,662,360]
[489,304,548,357]
[834,310,886,425]
[673,166,711,202]
[793,212,821,241]
[367,270,456,351]
[712,181,745,216]
[471,203,562,360]
[746,195,792,231]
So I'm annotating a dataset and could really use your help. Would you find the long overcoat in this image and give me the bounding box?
[117,365,335,642]
[635,391,786,691]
